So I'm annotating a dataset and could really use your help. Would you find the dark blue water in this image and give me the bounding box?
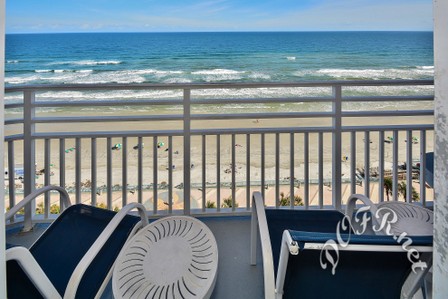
[5,32,434,86]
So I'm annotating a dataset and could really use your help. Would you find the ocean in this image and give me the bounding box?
[5,31,434,105]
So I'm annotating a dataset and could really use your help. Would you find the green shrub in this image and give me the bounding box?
[206,200,216,209]
[221,196,238,208]
[279,192,304,206]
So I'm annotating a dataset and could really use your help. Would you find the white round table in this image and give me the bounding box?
[113,216,218,299]
[346,194,433,236]
[376,201,433,235]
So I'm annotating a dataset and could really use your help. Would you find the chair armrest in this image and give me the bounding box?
[276,230,300,299]
[64,202,148,299]
[5,185,71,222]
[6,246,62,299]
[251,191,276,299]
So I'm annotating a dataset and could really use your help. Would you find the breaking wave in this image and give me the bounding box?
[6,66,433,87]
[50,60,122,66]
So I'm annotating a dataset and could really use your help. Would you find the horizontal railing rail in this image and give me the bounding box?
[4,80,435,230]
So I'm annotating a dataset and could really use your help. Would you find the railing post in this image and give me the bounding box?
[44,139,51,217]
[419,130,426,206]
[153,136,158,214]
[75,138,82,204]
[304,133,310,209]
[406,130,413,203]
[364,131,370,197]
[392,130,399,201]
[332,85,342,210]
[59,138,65,210]
[91,138,97,206]
[183,89,191,215]
[106,138,112,210]
[7,141,15,217]
[378,131,385,202]
[23,90,36,231]
[122,137,128,208]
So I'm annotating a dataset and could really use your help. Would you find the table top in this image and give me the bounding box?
[113,216,218,299]
[376,201,433,236]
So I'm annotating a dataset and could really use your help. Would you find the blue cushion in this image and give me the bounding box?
[280,230,431,299]
[289,230,433,248]
[265,209,347,273]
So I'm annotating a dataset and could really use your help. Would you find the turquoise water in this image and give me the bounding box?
[6,32,434,84]
[5,32,434,107]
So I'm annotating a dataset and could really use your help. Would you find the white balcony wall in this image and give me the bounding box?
[433,0,448,297]
[0,0,6,296]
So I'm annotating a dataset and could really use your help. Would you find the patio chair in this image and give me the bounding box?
[250,191,433,299]
[6,185,149,299]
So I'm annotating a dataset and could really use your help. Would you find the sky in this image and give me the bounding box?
[6,0,433,33]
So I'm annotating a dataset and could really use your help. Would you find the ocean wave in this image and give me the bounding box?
[191,68,245,82]
[294,67,434,80]
[35,69,94,73]
[76,71,146,84]
[36,89,183,101]
[50,60,122,66]
[417,66,434,70]
[163,78,192,83]
[7,60,19,64]
[5,84,433,115]
[5,75,41,84]
[286,56,296,61]
[72,60,122,66]
[191,69,243,75]
[249,72,271,80]
[8,68,263,85]
[6,66,434,88]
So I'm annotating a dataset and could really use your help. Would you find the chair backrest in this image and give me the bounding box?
[283,231,433,299]
[7,204,140,299]
[265,209,347,273]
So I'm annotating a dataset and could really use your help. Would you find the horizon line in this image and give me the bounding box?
[6,29,434,35]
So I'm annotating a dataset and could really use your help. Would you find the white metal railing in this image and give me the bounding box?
[4,80,434,228]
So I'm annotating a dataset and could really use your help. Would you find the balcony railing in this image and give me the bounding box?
[4,80,434,228]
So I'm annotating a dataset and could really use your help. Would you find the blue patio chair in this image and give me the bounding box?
[6,185,149,299]
[250,191,433,299]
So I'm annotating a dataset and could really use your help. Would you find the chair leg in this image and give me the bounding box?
[251,192,276,299]
[250,204,258,266]
[275,230,299,299]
